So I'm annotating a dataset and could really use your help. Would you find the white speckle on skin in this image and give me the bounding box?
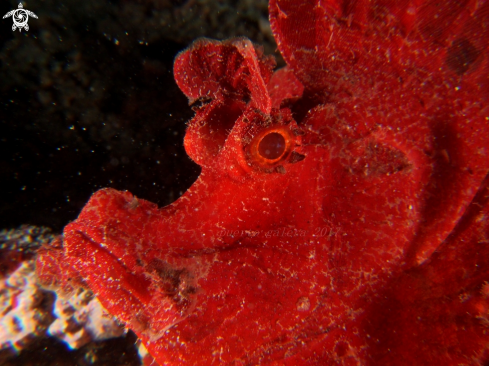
[296,297,311,312]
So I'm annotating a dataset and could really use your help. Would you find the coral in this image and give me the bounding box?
[0,225,55,276]
[0,261,54,353]
[0,257,136,364]
[48,287,126,350]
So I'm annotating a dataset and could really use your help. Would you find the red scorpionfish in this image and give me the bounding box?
[37,0,489,365]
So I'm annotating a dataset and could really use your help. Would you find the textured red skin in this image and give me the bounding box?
[36,1,489,365]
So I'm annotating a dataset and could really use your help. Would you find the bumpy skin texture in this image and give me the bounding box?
[36,1,489,365]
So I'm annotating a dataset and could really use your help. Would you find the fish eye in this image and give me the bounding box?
[249,127,294,168]
[258,132,286,160]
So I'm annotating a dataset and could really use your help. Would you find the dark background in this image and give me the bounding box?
[0,0,278,233]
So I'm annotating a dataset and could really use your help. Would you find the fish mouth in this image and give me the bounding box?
[59,188,204,340]
[65,223,201,342]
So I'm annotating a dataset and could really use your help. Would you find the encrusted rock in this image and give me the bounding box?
[0,258,125,354]
[0,261,54,351]
[48,287,126,349]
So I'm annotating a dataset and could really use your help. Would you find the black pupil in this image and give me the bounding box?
[258,132,286,160]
